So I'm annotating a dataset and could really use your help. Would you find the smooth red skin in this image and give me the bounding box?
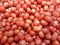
[11,42,16,45]
[22,4,27,9]
[42,28,50,34]
[4,2,9,8]
[1,29,6,33]
[35,37,42,45]
[37,0,42,4]
[14,36,19,42]
[0,30,3,34]
[7,30,14,37]
[8,37,14,43]
[1,21,7,27]
[0,0,60,45]
[1,36,7,43]
[29,41,35,45]
[0,44,2,45]
[8,17,13,23]
[39,32,44,38]
[44,40,50,44]
[6,22,11,26]
[40,20,48,26]
[41,42,46,45]
[26,1,31,7]
[51,28,57,33]
[33,20,40,26]
[17,33,24,40]
[9,1,14,7]
[0,35,3,40]
[24,13,29,19]
[52,40,60,45]
[57,18,60,22]
[27,7,31,13]
[0,13,5,19]
[5,13,10,18]
[16,20,25,27]
[15,10,20,16]
[25,34,33,42]
[11,7,16,13]
[45,16,53,22]
[30,15,34,20]
[52,11,59,17]
[19,40,26,45]
[0,15,2,21]
[52,32,59,41]
[31,5,37,9]
[57,23,60,29]
[5,26,11,30]
[27,30,36,36]
[4,31,8,36]
[11,25,17,29]
[14,29,20,35]
[0,6,6,13]
[24,23,30,28]
[4,43,9,45]
[45,33,52,39]
[2,0,8,2]
[58,36,60,42]
[11,13,16,18]
[34,12,40,18]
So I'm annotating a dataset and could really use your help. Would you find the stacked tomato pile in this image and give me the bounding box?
[0,0,60,45]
